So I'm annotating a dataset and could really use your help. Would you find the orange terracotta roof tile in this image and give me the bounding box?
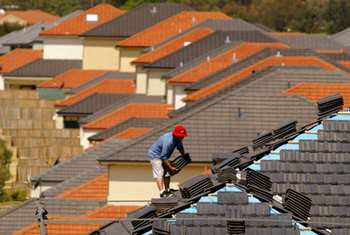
[57,174,108,200]
[0,10,59,24]
[86,205,142,219]
[282,82,350,108]
[114,127,152,140]
[40,4,124,36]
[39,69,108,89]
[184,56,341,102]
[168,42,288,84]
[118,11,230,47]
[55,79,135,107]
[13,223,101,235]
[133,27,214,64]
[83,103,170,130]
[0,48,42,74]
[339,60,350,68]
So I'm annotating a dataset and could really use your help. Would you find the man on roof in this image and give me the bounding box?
[148,125,188,198]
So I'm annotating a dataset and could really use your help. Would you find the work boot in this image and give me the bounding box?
[160,191,172,198]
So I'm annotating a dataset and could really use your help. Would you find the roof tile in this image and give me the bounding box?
[132,27,214,64]
[39,69,108,89]
[56,174,108,200]
[118,11,229,47]
[13,223,101,235]
[282,82,350,108]
[86,205,142,219]
[0,48,42,73]
[55,79,135,107]
[184,56,341,102]
[168,42,288,84]
[83,103,170,130]
[0,10,59,24]
[114,127,152,140]
[40,4,124,36]
[339,60,350,68]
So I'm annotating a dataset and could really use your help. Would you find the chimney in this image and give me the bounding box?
[206,56,210,62]
[183,41,191,47]
[224,35,231,44]
[276,51,282,57]
[232,53,238,63]
[179,61,184,67]
[150,6,157,14]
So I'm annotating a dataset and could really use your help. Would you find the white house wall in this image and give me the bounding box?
[80,128,97,149]
[174,85,186,109]
[43,37,83,60]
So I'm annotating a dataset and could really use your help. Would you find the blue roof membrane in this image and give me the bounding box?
[217,185,242,192]
[179,206,197,214]
[272,143,299,153]
[262,153,280,160]
[248,163,261,171]
[297,223,320,235]
[270,208,281,215]
[248,195,261,203]
[292,133,318,142]
[309,124,324,132]
[328,113,350,121]
[199,195,218,203]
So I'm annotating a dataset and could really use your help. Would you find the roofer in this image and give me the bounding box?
[148,125,188,198]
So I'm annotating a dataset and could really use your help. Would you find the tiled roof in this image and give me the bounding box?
[13,223,101,235]
[168,42,288,84]
[86,205,142,219]
[144,30,278,69]
[339,60,350,68]
[4,59,82,77]
[271,33,345,51]
[57,93,129,117]
[184,55,342,102]
[40,4,124,36]
[55,80,135,107]
[0,48,42,73]
[39,69,107,89]
[282,82,350,107]
[0,10,59,24]
[98,67,350,163]
[83,103,170,130]
[56,173,108,200]
[132,27,214,64]
[114,127,152,140]
[88,117,165,142]
[118,11,229,47]
[83,3,191,38]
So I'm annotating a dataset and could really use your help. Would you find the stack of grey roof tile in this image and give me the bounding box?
[226,220,245,234]
[152,219,171,235]
[317,94,344,119]
[272,120,298,139]
[123,205,157,234]
[252,131,274,149]
[179,175,214,199]
[151,198,178,215]
[283,189,312,221]
[169,153,191,175]
[211,154,240,173]
[216,166,237,183]
[244,170,273,202]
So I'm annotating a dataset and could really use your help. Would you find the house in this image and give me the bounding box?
[39,4,124,60]
[116,11,230,72]
[0,9,59,26]
[0,48,42,89]
[81,3,191,70]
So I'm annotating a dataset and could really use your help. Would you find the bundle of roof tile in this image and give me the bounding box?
[151,198,179,215]
[245,170,273,202]
[226,220,245,234]
[179,175,214,199]
[216,166,237,183]
[212,146,249,165]
[169,153,191,175]
[152,219,170,235]
[317,94,344,119]
[126,205,157,232]
[252,131,274,149]
[212,155,240,173]
[283,189,312,221]
[272,120,298,139]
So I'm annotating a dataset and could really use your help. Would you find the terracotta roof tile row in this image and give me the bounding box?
[40,4,124,36]
[118,11,229,47]
[132,27,214,64]
[184,56,341,102]
[114,127,152,140]
[56,173,108,200]
[339,60,350,68]
[55,79,135,107]
[168,42,288,84]
[13,223,101,235]
[0,48,42,73]
[39,69,108,89]
[0,10,59,24]
[282,82,350,108]
[83,103,171,130]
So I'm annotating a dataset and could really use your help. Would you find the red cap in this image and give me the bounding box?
[172,125,188,138]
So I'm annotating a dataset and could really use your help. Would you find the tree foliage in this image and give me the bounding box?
[0,139,11,201]
[0,0,350,33]
[0,22,24,36]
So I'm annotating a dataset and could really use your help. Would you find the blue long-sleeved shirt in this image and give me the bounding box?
[148,132,184,160]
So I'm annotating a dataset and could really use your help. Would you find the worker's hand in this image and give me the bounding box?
[170,166,178,174]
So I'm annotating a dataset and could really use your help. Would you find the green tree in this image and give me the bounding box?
[0,140,11,201]
[324,0,350,33]
[0,22,24,37]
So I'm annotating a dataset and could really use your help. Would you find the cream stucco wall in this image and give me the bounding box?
[4,76,51,89]
[119,47,143,72]
[83,38,120,70]
[107,163,209,205]
[146,69,171,96]
[43,37,83,60]
[174,85,187,109]
[0,75,4,90]
[166,84,174,105]
[80,128,97,149]
[0,15,27,26]
[136,66,147,94]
